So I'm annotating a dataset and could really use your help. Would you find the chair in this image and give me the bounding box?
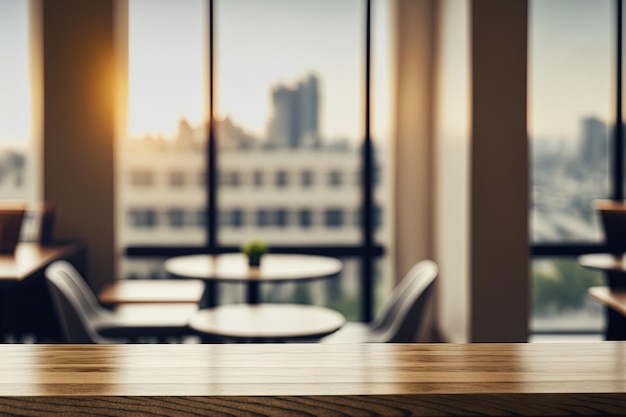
[321,259,438,343]
[45,260,198,343]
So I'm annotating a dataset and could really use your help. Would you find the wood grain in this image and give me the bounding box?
[0,343,625,415]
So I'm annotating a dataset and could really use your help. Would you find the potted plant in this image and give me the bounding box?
[242,239,268,267]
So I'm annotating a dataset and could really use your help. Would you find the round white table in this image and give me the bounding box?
[577,253,626,272]
[164,253,343,306]
[189,303,346,342]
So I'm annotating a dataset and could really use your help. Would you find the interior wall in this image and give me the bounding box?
[29,0,43,202]
[393,0,436,281]
[470,0,528,342]
[434,0,471,344]
[43,0,116,292]
[434,0,528,343]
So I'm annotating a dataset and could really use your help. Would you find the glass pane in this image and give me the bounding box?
[261,258,361,321]
[118,0,209,277]
[530,257,604,335]
[215,0,363,247]
[529,0,612,243]
[123,256,364,321]
[372,0,393,314]
[0,0,36,202]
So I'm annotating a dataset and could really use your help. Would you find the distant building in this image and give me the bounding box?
[117,118,387,308]
[0,149,28,200]
[267,74,320,149]
[579,117,608,171]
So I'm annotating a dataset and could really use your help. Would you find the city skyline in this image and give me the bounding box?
[0,0,620,145]
[0,0,32,146]
[0,0,393,144]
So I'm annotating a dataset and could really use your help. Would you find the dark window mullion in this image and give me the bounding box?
[531,244,607,256]
[361,0,374,323]
[127,245,385,258]
[613,0,624,201]
[136,0,379,321]
[207,0,217,251]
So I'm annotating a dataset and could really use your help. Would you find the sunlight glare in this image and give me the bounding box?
[127,0,207,139]
[0,0,31,145]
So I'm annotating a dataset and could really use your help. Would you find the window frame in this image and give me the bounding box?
[123,0,383,322]
[530,0,624,336]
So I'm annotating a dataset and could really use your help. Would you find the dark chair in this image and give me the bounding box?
[45,260,198,343]
[320,259,438,343]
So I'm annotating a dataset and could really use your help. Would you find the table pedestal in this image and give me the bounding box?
[199,281,260,308]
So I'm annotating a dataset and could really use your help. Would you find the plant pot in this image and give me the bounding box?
[596,199,626,255]
[0,202,26,254]
[248,254,262,267]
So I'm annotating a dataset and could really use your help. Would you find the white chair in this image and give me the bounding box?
[321,260,438,343]
[45,260,198,343]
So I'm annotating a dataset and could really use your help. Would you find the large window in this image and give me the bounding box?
[0,0,38,204]
[117,0,392,321]
[529,0,616,338]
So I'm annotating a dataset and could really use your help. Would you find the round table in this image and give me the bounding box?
[577,252,626,290]
[164,253,343,306]
[577,253,626,273]
[578,253,626,340]
[188,304,346,342]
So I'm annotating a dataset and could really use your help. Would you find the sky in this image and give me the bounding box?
[529,0,614,141]
[0,0,31,146]
[0,0,618,145]
[0,0,391,144]
[128,0,389,142]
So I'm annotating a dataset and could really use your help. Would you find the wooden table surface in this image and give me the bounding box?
[578,253,626,273]
[589,286,626,316]
[165,253,343,305]
[1,343,626,416]
[0,242,82,286]
[98,279,205,305]
[164,253,343,283]
[189,304,346,341]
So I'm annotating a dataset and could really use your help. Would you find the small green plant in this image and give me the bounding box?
[241,239,268,266]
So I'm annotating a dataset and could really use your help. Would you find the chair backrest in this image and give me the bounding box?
[45,260,113,343]
[371,259,438,343]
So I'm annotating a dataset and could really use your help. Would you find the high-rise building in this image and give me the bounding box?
[579,117,608,171]
[297,74,320,148]
[267,74,320,149]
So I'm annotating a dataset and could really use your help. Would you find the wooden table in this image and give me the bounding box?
[578,254,626,339]
[589,286,626,315]
[578,253,626,275]
[0,242,83,287]
[0,242,84,341]
[1,342,626,416]
[588,285,626,340]
[98,279,205,306]
[165,253,343,306]
[189,304,346,342]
